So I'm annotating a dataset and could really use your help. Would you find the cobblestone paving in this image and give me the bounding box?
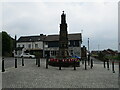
[2,57,120,88]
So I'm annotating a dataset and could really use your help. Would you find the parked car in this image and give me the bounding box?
[20,53,35,58]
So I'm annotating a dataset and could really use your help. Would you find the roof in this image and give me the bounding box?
[17,35,46,42]
[17,33,82,42]
[44,33,82,41]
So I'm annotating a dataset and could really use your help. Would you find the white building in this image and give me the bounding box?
[17,33,82,58]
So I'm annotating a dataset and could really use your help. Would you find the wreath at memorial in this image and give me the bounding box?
[48,56,81,67]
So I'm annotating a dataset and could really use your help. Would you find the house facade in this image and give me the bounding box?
[17,33,82,58]
[44,33,82,57]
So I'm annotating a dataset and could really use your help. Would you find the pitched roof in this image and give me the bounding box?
[17,33,82,42]
[17,35,46,42]
[44,33,82,41]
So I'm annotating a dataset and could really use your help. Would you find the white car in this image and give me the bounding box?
[20,53,35,58]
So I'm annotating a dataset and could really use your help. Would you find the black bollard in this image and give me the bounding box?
[79,59,80,67]
[46,57,48,69]
[74,59,76,70]
[88,55,90,66]
[2,58,5,72]
[119,61,120,78]
[85,59,87,70]
[59,59,61,70]
[112,61,115,73]
[107,60,109,70]
[82,59,84,64]
[104,60,106,68]
[15,57,17,68]
[36,58,38,65]
[38,58,40,67]
[22,57,24,66]
[91,59,93,69]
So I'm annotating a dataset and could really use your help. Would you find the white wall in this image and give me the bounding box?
[17,41,43,49]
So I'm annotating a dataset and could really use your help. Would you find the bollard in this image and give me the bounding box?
[79,59,80,67]
[104,60,106,68]
[91,59,93,69]
[88,55,90,66]
[2,58,5,72]
[107,60,109,70]
[74,59,76,70]
[36,58,38,65]
[15,57,17,68]
[38,58,40,67]
[119,61,120,78]
[112,61,115,73]
[82,59,84,64]
[85,59,87,70]
[22,57,24,66]
[59,59,61,70]
[46,58,48,69]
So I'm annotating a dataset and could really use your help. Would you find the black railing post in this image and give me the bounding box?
[15,57,17,68]
[74,59,76,70]
[107,60,109,70]
[2,58,5,72]
[22,57,24,66]
[46,57,48,69]
[85,59,87,70]
[59,59,61,70]
[112,61,115,73]
[38,58,40,67]
[91,59,93,69]
[104,60,106,68]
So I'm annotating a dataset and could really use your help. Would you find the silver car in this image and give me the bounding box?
[20,53,35,58]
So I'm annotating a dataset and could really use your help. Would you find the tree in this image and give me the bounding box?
[98,51,105,60]
[2,31,14,56]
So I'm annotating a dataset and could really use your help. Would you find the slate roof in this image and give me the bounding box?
[17,35,46,42]
[17,33,82,42]
[45,33,82,41]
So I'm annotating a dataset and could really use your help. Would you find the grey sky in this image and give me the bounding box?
[1,0,119,51]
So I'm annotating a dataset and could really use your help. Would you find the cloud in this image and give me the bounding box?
[2,2,118,50]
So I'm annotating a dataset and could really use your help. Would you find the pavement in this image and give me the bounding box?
[1,57,120,89]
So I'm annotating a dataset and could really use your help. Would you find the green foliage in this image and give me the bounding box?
[104,54,120,61]
[34,52,42,58]
[2,31,14,56]
[98,51,105,60]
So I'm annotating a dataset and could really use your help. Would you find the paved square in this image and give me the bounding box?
[2,57,120,88]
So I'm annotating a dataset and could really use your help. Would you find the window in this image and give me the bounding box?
[35,44,38,48]
[18,44,20,47]
[28,44,31,49]
[51,51,57,56]
[68,41,70,45]
[23,45,24,47]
